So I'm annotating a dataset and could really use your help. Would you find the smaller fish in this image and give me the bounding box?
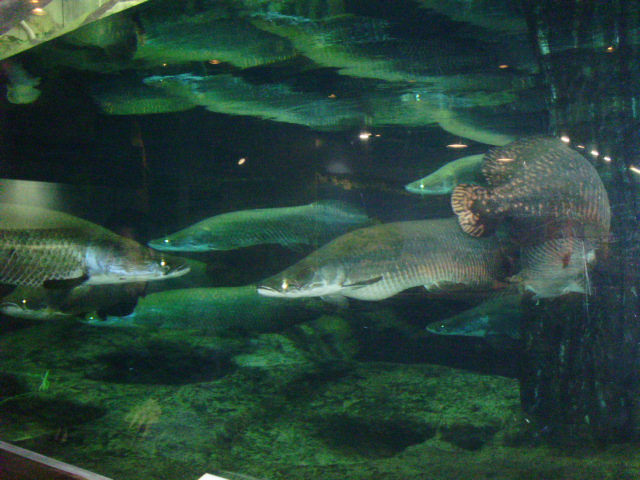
[426,293,522,341]
[0,283,145,321]
[148,200,373,252]
[405,154,484,195]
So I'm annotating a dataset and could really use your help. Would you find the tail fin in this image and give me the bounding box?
[451,184,494,236]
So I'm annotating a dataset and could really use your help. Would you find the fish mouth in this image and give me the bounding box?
[256,285,287,297]
[160,259,191,278]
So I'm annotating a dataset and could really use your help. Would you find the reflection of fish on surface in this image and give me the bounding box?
[426,293,522,342]
[405,154,485,195]
[0,203,189,288]
[148,200,373,252]
[1,61,41,104]
[451,136,611,242]
[251,13,532,86]
[257,217,514,302]
[0,282,146,321]
[143,73,361,130]
[135,14,296,68]
[92,74,197,115]
[82,285,325,334]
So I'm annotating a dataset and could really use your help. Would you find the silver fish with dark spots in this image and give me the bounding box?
[257,217,513,302]
[0,203,189,288]
[405,154,484,195]
[148,200,373,252]
[82,285,325,333]
[451,136,611,243]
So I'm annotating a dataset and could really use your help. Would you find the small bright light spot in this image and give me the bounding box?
[576,145,585,149]
[496,157,514,163]
[29,0,40,3]
[163,239,170,243]
[208,59,221,65]
[590,150,599,157]
[498,64,509,69]
[160,260,167,267]
[604,156,612,162]
[630,165,640,175]
[328,94,337,98]
[606,46,615,52]
[447,143,468,149]
[359,132,372,141]
[560,135,571,143]
[21,299,27,304]
[162,63,168,67]
[238,157,246,165]
[282,279,289,291]
[31,7,45,15]
[375,134,381,137]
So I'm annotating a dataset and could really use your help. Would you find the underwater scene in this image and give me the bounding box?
[1,0,640,479]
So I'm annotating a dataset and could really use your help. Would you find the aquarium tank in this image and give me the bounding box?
[1,0,640,479]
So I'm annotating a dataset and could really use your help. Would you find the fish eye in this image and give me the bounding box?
[281,279,289,291]
[420,184,424,189]
[163,239,170,244]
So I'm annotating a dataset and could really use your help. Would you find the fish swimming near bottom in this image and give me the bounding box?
[405,154,484,196]
[257,217,514,302]
[0,203,189,288]
[81,285,325,333]
[148,200,373,252]
[0,283,146,321]
[426,293,522,342]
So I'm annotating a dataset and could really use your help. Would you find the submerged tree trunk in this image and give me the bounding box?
[519,0,640,441]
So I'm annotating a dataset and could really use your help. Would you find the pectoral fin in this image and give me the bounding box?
[343,276,383,288]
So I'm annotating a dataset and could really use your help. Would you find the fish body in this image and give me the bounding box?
[426,293,522,340]
[82,285,324,333]
[0,203,189,288]
[451,136,611,242]
[257,217,513,302]
[405,154,484,195]
[148,200,373,252]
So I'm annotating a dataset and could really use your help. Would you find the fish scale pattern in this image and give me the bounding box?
[0,228,86,287]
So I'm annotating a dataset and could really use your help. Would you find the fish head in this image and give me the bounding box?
[148,226,231,252]
[257,263,346,298]
[86,238,190,284]
[405,174,456,195]
[0,294,71,320]
[79,312,138,328]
